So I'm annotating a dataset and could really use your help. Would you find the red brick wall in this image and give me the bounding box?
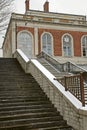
[17,26,87,57]
[38,28,87,56]
[38,29,62,56]
[17,26,34,35]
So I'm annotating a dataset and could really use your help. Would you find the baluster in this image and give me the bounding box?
[80,73,85,106]
[64,76,68,91]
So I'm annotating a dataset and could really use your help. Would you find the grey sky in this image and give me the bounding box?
[15,0,87,15]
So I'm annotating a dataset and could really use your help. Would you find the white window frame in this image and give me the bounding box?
[17,30,34,58]
[41,32,53,56]
[81,35,87,57]
[62,33,74,57]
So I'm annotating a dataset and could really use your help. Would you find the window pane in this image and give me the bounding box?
[63,35,72,57]
[18,32,32,58]
[82,36,87,57]
[42,33,52,55]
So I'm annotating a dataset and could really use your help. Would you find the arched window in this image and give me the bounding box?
[42,33,53,55]
[62,34,73,57]
[81,35,87,57]
[17,31,32,58]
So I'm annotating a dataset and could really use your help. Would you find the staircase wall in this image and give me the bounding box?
[14,49,29,73]
[14,49,87,130]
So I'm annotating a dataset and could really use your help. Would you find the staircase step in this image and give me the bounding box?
[0,107,57,116]
[36,126,73,130]
[0,120,67,129]
[0,104,53,111]
[0,115,64,128]
[0,111,60,121]
[0,95,48,100]
[0,97,49,104]
[0,58,73,130]
[0,100,52,107]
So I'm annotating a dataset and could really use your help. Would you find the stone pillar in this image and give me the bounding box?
[34,26,38,56]
[12,21,16,55]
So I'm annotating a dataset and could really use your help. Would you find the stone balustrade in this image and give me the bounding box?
[14,49,87,130]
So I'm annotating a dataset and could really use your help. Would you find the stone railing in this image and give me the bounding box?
[14,50,87,130]
[37,51,64,72]
[13,49,29,72]
[63,61,87,74]
[37,51,86,74]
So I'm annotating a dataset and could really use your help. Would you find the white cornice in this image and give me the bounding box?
[16,20,87,32]
[25,10,86,21]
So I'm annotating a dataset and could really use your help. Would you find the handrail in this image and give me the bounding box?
[37,51,86,74]
[56,73,85,106]
[37,51,64,72]
[63,61,87,73]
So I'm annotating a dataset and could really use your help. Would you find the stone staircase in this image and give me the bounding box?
[0,58,73,130]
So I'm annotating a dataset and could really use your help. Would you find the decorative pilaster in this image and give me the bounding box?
[34,26,38,56]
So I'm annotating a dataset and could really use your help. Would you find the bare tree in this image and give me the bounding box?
[0,0,14,31]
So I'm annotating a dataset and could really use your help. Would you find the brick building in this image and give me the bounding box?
[2,0,87,63]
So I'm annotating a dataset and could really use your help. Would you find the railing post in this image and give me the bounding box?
[80,73,85,106]
[64,76,68,91]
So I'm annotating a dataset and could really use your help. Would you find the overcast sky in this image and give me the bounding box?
[14,0,87,16]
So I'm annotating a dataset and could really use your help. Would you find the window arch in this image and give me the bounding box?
[17,31,33,58]
[62,34,73,57]
[81,35,87,57]
[41,33,53,55]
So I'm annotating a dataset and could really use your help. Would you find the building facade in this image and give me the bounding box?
[2,0,87,63]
